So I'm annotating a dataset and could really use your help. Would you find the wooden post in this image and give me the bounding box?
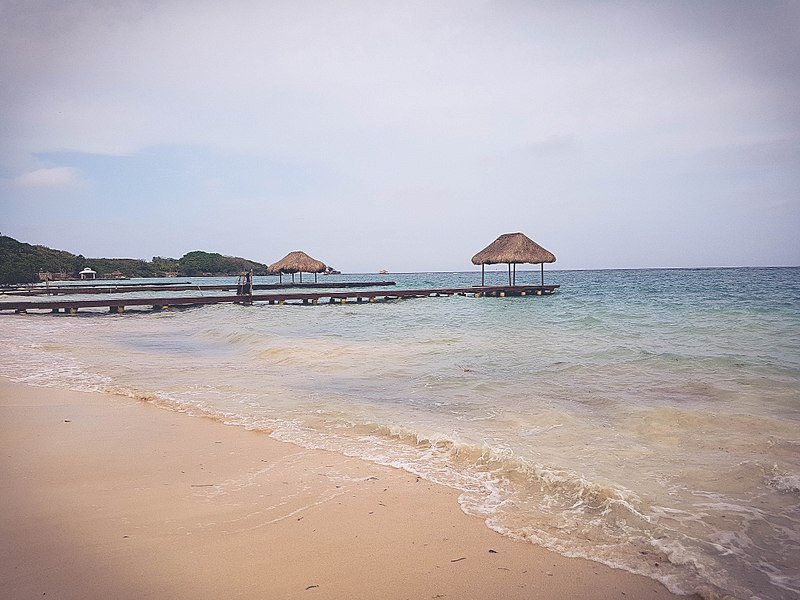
[541,263,544,286]
[507,263,512,286]
[513,263,516,286]
[481,264,485,286]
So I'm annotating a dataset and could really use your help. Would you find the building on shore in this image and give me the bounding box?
[79,267,97,280]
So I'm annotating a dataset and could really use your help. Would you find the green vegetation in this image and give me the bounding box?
[0,234,269,285]
[178,251,267,277]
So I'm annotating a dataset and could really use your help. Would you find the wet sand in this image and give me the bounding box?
[0,378,693,599]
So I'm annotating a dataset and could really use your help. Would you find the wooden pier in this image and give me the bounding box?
[0,285,558,314]
[0,280,397,297]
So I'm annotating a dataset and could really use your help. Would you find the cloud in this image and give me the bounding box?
[0,1,798,269]
[14,167,81,189]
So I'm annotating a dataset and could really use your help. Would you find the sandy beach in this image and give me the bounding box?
[0,378,693,599]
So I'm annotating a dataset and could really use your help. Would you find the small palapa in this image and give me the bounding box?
[268,251,327,283]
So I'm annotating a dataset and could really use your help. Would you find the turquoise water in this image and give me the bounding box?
[2,267,799,599]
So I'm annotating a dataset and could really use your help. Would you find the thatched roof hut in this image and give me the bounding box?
[471,232,556,286]
[268,251,327,283]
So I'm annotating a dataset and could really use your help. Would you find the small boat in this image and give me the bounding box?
[378,269,388,274]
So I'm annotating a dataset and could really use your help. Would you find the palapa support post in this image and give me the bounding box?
[481,264,485,286]
[541,263,544,286]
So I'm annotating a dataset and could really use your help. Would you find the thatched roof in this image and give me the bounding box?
[471,233,556,266]
[268,251,327,274]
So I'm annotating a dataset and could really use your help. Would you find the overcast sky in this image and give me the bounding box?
[1,0,798,272]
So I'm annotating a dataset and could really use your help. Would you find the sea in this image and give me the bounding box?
[1,267,798,600]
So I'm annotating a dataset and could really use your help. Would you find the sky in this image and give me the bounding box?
[1,0,798,272]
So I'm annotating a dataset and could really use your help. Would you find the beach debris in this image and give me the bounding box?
[64,420,71,423]
[488,549,498,554]
[190,484,216,487]
[305,584,319,590]
[450,557,466,563]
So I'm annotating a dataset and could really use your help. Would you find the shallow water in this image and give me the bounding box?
[2,267,798,599]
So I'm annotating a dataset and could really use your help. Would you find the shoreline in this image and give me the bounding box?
[1,377,696,599]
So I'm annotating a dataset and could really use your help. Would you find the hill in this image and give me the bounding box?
[0,235,269,285]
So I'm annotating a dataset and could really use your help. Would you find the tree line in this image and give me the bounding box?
[0,234,269,284]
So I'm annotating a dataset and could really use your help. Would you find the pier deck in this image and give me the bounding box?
[0,280,397,296]
[0,285,559,314]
